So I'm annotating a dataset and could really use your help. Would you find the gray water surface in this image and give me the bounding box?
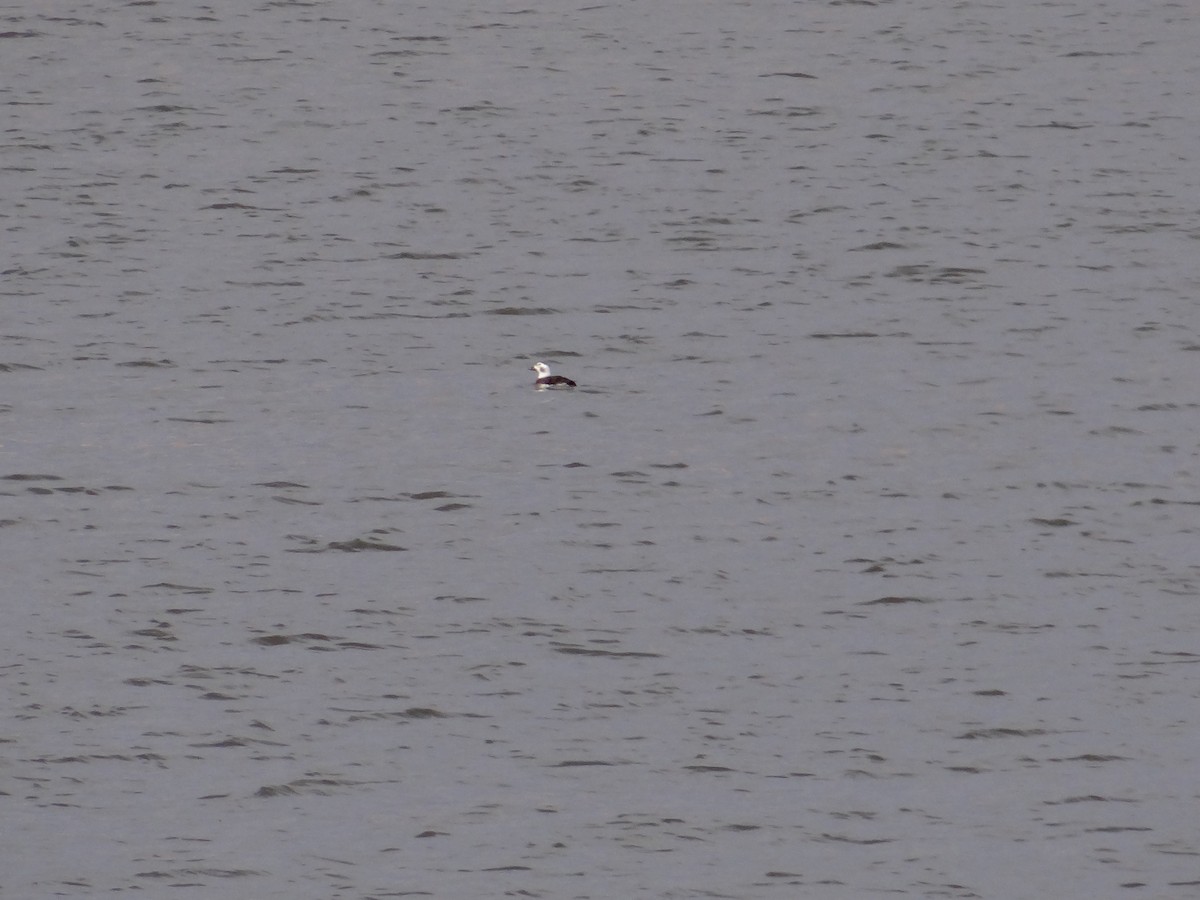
[4,1,1199,897]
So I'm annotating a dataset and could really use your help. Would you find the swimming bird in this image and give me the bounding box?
[530,361,577,389]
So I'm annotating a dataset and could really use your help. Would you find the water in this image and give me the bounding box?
[3,1,1199,897]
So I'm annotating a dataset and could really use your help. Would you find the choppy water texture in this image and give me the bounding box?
[4,0,1200,897]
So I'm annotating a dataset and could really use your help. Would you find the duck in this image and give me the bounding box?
[530,361,577,389]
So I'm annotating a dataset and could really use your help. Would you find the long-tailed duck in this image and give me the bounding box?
[530,361,577,389]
